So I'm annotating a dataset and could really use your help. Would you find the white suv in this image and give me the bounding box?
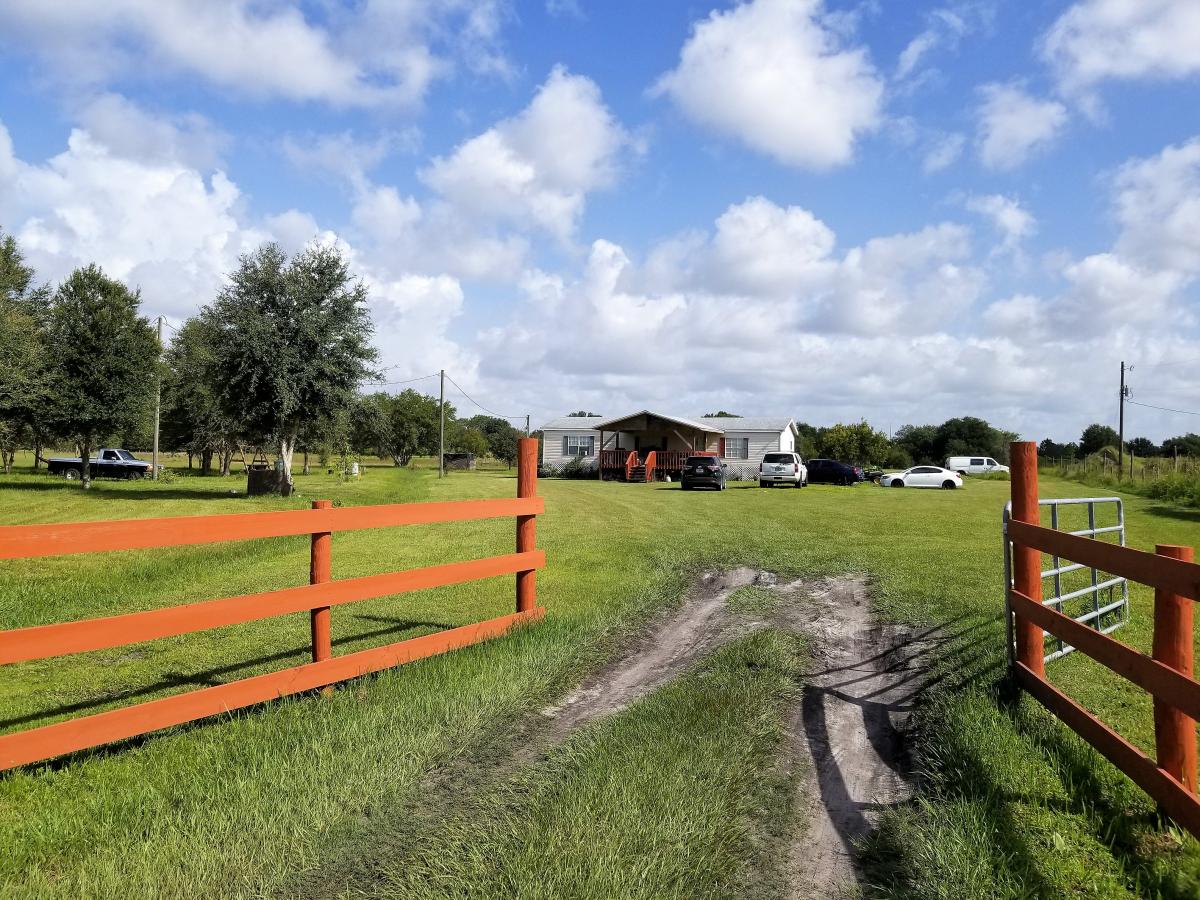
[759,452,807,488]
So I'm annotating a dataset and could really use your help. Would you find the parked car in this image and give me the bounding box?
[879,466,963,489]
[806,458,860,486]
[758,452,807,488]
[47,448,158,480]
[945,455,1009,476]
[681,455,727,491]
[862,467,885,483]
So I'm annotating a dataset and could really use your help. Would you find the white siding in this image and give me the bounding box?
[541,430,599,469]
[721,429,790,479]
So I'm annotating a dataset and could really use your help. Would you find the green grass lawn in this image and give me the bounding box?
[1,457,1197,898]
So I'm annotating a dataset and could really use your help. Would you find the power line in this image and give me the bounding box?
[1129,360,1194,371]
[443,373,524,421]
[1127,398,1200,418]
[365,371,440,387]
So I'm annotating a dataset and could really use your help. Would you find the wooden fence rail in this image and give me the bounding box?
[1007,441,1199,837]
[0,438,545,772]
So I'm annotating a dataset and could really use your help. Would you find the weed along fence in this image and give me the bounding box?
[0,438,545,772]
[1004,441,1200,837]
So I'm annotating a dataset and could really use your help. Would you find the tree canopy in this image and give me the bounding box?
[200,243,377,491]
[43,265,158,485]
[1079,423,1120,457]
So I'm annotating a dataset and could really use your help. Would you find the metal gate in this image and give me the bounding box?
[1003,496,1130,665]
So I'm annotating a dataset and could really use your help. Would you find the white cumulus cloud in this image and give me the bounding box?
[1041,0,1200,96]
[0,0,512,108]
[421,66,629,241]
[976,83,1068,170]
[1113,136,1200,275]
[653,0,884,169]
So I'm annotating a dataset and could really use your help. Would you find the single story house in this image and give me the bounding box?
[539,411,798,481]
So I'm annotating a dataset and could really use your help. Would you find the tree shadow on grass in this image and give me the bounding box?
[0,616,453,734]
[0,480,240,501]
[1143,505,1200,523]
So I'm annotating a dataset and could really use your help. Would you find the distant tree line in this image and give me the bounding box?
[1038,425,1200,461]
[791,417,1019,468]
[0,229,523,491]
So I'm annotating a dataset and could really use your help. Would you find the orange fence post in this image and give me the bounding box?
[1154,543,1197,794]
[516,438,538,613]
[1011,441,1045,678]
[310,500,332,667]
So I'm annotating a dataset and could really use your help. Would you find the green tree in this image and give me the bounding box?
[894,424,939,465]
[935,416,1007,461]
[1079,423,1120,457]
[794,422,819,459]
[1038,438,1064,457]
[0,230,53,472]
[817,421,891,465]
[1161,434,1200,458]
[452,426,490,457]
[355,389,447,466]
[43,265,158,487]
[162,317,240,474]
[463,414,521,466]
[200,243,378,492]
[702,411,740,418]
[1126,437,1158,457]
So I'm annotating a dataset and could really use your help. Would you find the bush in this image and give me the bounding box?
[542,456,597,480]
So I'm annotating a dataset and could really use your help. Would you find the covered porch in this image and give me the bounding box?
[593,411,723,482]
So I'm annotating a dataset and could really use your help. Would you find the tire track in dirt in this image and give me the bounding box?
[291,569,937,899]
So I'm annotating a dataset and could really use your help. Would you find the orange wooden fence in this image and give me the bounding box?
[1008,441,1199,837]
[0,438,545,772]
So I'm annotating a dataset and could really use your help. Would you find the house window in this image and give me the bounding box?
[562,435,595,457]
[725,437,749,459]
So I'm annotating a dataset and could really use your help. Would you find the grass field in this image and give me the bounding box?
[1,455,1198,898]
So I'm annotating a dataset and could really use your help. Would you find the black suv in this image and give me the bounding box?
[806,458,861,486]
[681,455,727,491]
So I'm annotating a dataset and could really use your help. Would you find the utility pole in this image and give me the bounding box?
[1117,360,1126,480]
[152,315,163,480]
[525,414,530,436]
[438,368,445,479]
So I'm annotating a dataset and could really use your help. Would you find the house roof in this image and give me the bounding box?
[537,415,606,431]
[539,412,797,435]
[708,416,798,434]
[590,410,724,433]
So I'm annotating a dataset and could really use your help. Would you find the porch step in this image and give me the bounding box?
[629,465,647,483]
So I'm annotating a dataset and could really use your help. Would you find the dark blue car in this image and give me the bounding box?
[681,455,727,491]
[806,458,861,486]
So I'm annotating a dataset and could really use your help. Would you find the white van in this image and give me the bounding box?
[945,455,1009,476]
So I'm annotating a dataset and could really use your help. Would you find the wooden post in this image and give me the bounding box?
[1011,442,1045,677]
[516,438,538,613]
[310,500,332,668]
[1154,543,1197,794]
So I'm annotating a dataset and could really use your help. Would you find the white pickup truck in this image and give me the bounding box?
[47,449,159,480]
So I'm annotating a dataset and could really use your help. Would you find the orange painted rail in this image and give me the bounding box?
[1007,441,1200,838]
[0,438,545,771]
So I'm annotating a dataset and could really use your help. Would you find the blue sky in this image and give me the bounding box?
[1,0,1198,442]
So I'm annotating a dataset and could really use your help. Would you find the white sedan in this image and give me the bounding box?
[880,466,963,489]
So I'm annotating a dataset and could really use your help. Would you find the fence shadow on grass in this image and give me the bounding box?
[1,615,453,734]
[858,638,1200,899]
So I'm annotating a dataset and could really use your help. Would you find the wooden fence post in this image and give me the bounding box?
[1011,442,1045,678]
[1154,543,1197,794]
[310,499,332,667]
[516,438,538,613]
